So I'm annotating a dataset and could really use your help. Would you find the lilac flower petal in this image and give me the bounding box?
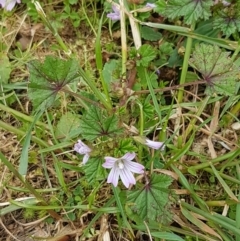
[6,2,15,10]
[146,3,156,8]
[222,0,231,6]
[145,139,165,150]
[122,152,136,162]
[74,140,91,154]
[82,154,90,164]
[107,167,120,187]
[0,0,20,11]
[74,140,92,164]
[102,156,118,168]
[124,160,145,174]
[0,0,7,8]
[120,168,136,188]
[107,13,120,21]
[0,0,6,7]
[107,5,120,21]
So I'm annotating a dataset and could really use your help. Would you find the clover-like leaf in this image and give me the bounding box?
[163,0,213,25]
[79,106,123,141]
[189,43,239,96]
[28,56,80,111]
[126,173,173,224]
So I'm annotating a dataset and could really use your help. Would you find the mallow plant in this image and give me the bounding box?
[25,45,174,235]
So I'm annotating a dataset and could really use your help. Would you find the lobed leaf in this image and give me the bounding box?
[55,112,81,141]
[28,56,80,111]
[79,106,123,141]
[82,157,105,184]
[126,173,173,224]
[163,0,213,25]
[189,43,239,96]
[137,44,156,67]
[213,14,240,37]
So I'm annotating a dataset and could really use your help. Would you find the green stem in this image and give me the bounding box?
[95,12,112,107]
[138,68,162,122]
[33,1,70,54]
[177,22,196,103]
[81,0,97,36]
[137,101,144,136]
[136,101,144,162]
[120,0,127,79]
[78,67,112,110]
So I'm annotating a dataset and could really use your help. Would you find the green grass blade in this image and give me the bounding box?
[137,67,161,122]
[166,133,195,168]
[112,186,134,237]
[19,110,44,175]
[188,148,240,173]
[0,152,61,220]
[39,142,72,154]
[0,198,38,216]
[181,206,222,240]
[209,162,238,202]
[171,164,208,211]
[181,201,240,237]
[95,12,111,106]
[52,153,67,193]
[177,22,195,103]
[140,21,237,50]
[78,66,112,110]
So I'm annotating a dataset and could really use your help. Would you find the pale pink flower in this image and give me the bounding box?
[0,0,21,11]
[107,5,120,21]
[145,139,165,150]
[74,140,92,164]
[102,152,144,188]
